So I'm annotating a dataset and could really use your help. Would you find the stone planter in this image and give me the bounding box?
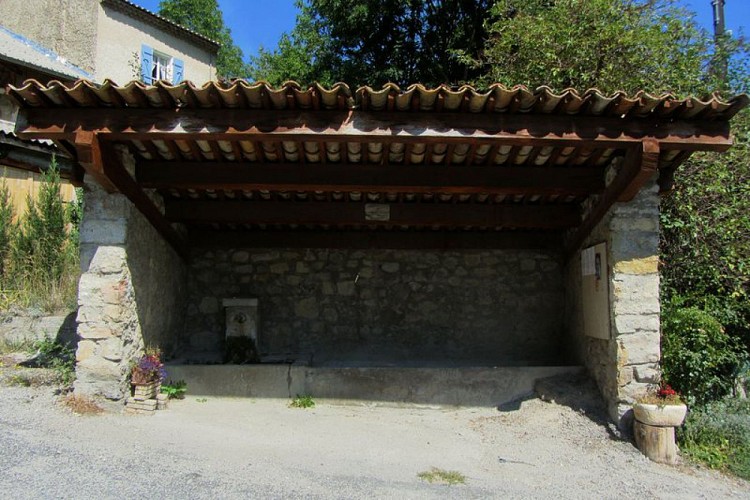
[633,403,687,427]
[633,403,688,465]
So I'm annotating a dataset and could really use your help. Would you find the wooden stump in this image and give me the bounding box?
[634,420,678,464]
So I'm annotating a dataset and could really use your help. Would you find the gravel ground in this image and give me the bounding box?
[1,371,749,499]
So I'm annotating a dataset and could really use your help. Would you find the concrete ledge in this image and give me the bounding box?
[166,365,583,407]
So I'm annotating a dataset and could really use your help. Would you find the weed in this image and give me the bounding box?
[7,369,58,387]
[161,379,188,399]
[62,394,103,415]
[679,398,750,479]
[33,338,75,388]
[0,338,36,355]
[417,467,466,485]
[289,395,315,408]
[196,398,208,403]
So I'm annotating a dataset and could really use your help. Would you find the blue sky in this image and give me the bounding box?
[135,0,749,61]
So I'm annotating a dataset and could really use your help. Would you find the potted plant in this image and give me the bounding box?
[633,383,687,427]
[130,348,167,400]
[632,383,687,464]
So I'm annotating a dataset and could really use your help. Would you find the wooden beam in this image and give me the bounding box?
[165,199,580,229]
[75,133,188,259]
[136,162,605,196]
[99,144,189,259]
[15,108,733,152]
[617,139,659,201]
[74,130,117,192]
[564,141,660,257]
[189,228,564,250]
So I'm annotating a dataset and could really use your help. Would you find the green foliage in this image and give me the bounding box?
[158,0,248,78]
[13,158,68,283]
[0,180,15,277]
[161,379,188,399]
[33,337,76,388]
[0,158,80,312]
[478,0,748,95]
[289,394,315,408]
[679,398,750,479]
[250,0,493,87]
[661,306,746,406]
[661,109,750,348]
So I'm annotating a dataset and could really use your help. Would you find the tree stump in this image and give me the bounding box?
[633,420,678,464]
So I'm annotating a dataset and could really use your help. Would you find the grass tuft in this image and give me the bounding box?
[417,467,466,485]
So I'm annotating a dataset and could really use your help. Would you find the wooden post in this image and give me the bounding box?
[633,421,679,464]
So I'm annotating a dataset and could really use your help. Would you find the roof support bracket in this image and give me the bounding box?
[74,131,188,259]
[564,140,660,258]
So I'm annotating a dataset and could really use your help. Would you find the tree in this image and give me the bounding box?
[477,0,746,95]
[158,0,247,79]
[250,0,494,87]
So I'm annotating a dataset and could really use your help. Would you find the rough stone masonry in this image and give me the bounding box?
[184,247,567,367]
[566,179,662,428]
[74,149,187,403]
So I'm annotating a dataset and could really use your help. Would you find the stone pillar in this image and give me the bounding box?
[565,179,661,429]
[608,181,661,425]
[75,181,135,401]
[74,167,187,404]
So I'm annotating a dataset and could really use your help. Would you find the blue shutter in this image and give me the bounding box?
[173,58,184,83]
[140,44,153,84]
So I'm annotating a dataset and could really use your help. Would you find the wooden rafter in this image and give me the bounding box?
[74,132,188,258]
[189,229,563,250]
[564,140,660,256]
[136,162,605,196]
[166,199,580,229]
[15,109,733,152]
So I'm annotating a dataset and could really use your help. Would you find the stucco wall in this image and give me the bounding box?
[184,247,567,367]
[1,0,99,74]
[564,177,661,429]
[75,150,187,403]
[95,4,215,84]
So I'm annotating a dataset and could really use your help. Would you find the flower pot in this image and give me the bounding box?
[633,403,687,427]
[132,381,159,401]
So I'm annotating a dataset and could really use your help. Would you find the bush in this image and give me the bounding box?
[679,398,750,480]
[1,158,80,312]
[662,305,746,406]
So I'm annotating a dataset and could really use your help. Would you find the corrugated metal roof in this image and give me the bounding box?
[101,0,220,51]
[8,79,749,121]
[0,26,92,81]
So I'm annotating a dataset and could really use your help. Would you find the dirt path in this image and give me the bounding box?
[0,378,748,499]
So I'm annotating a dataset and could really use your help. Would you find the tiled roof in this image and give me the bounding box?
[8,79,749,121]
[8,79,746,248]
[0,25,92,81]
[101,0,220,51]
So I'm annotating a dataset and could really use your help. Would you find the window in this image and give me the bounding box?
[140,44,184,85]
[151,51,173,82]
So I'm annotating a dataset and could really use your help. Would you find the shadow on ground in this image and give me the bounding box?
[498,371,625,440]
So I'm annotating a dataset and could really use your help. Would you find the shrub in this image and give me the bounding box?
[0,180,15,277]
[679,398,750,480]
[2,158,80,312]
[661,305,746,406]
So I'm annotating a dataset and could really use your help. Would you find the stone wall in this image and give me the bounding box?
[0,310,77,346]
[185,248,567,367]
[74,172,186,402]
[564,179,661,428]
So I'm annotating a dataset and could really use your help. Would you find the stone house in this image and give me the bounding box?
[0,0,219,214]
[9,79,748,428]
